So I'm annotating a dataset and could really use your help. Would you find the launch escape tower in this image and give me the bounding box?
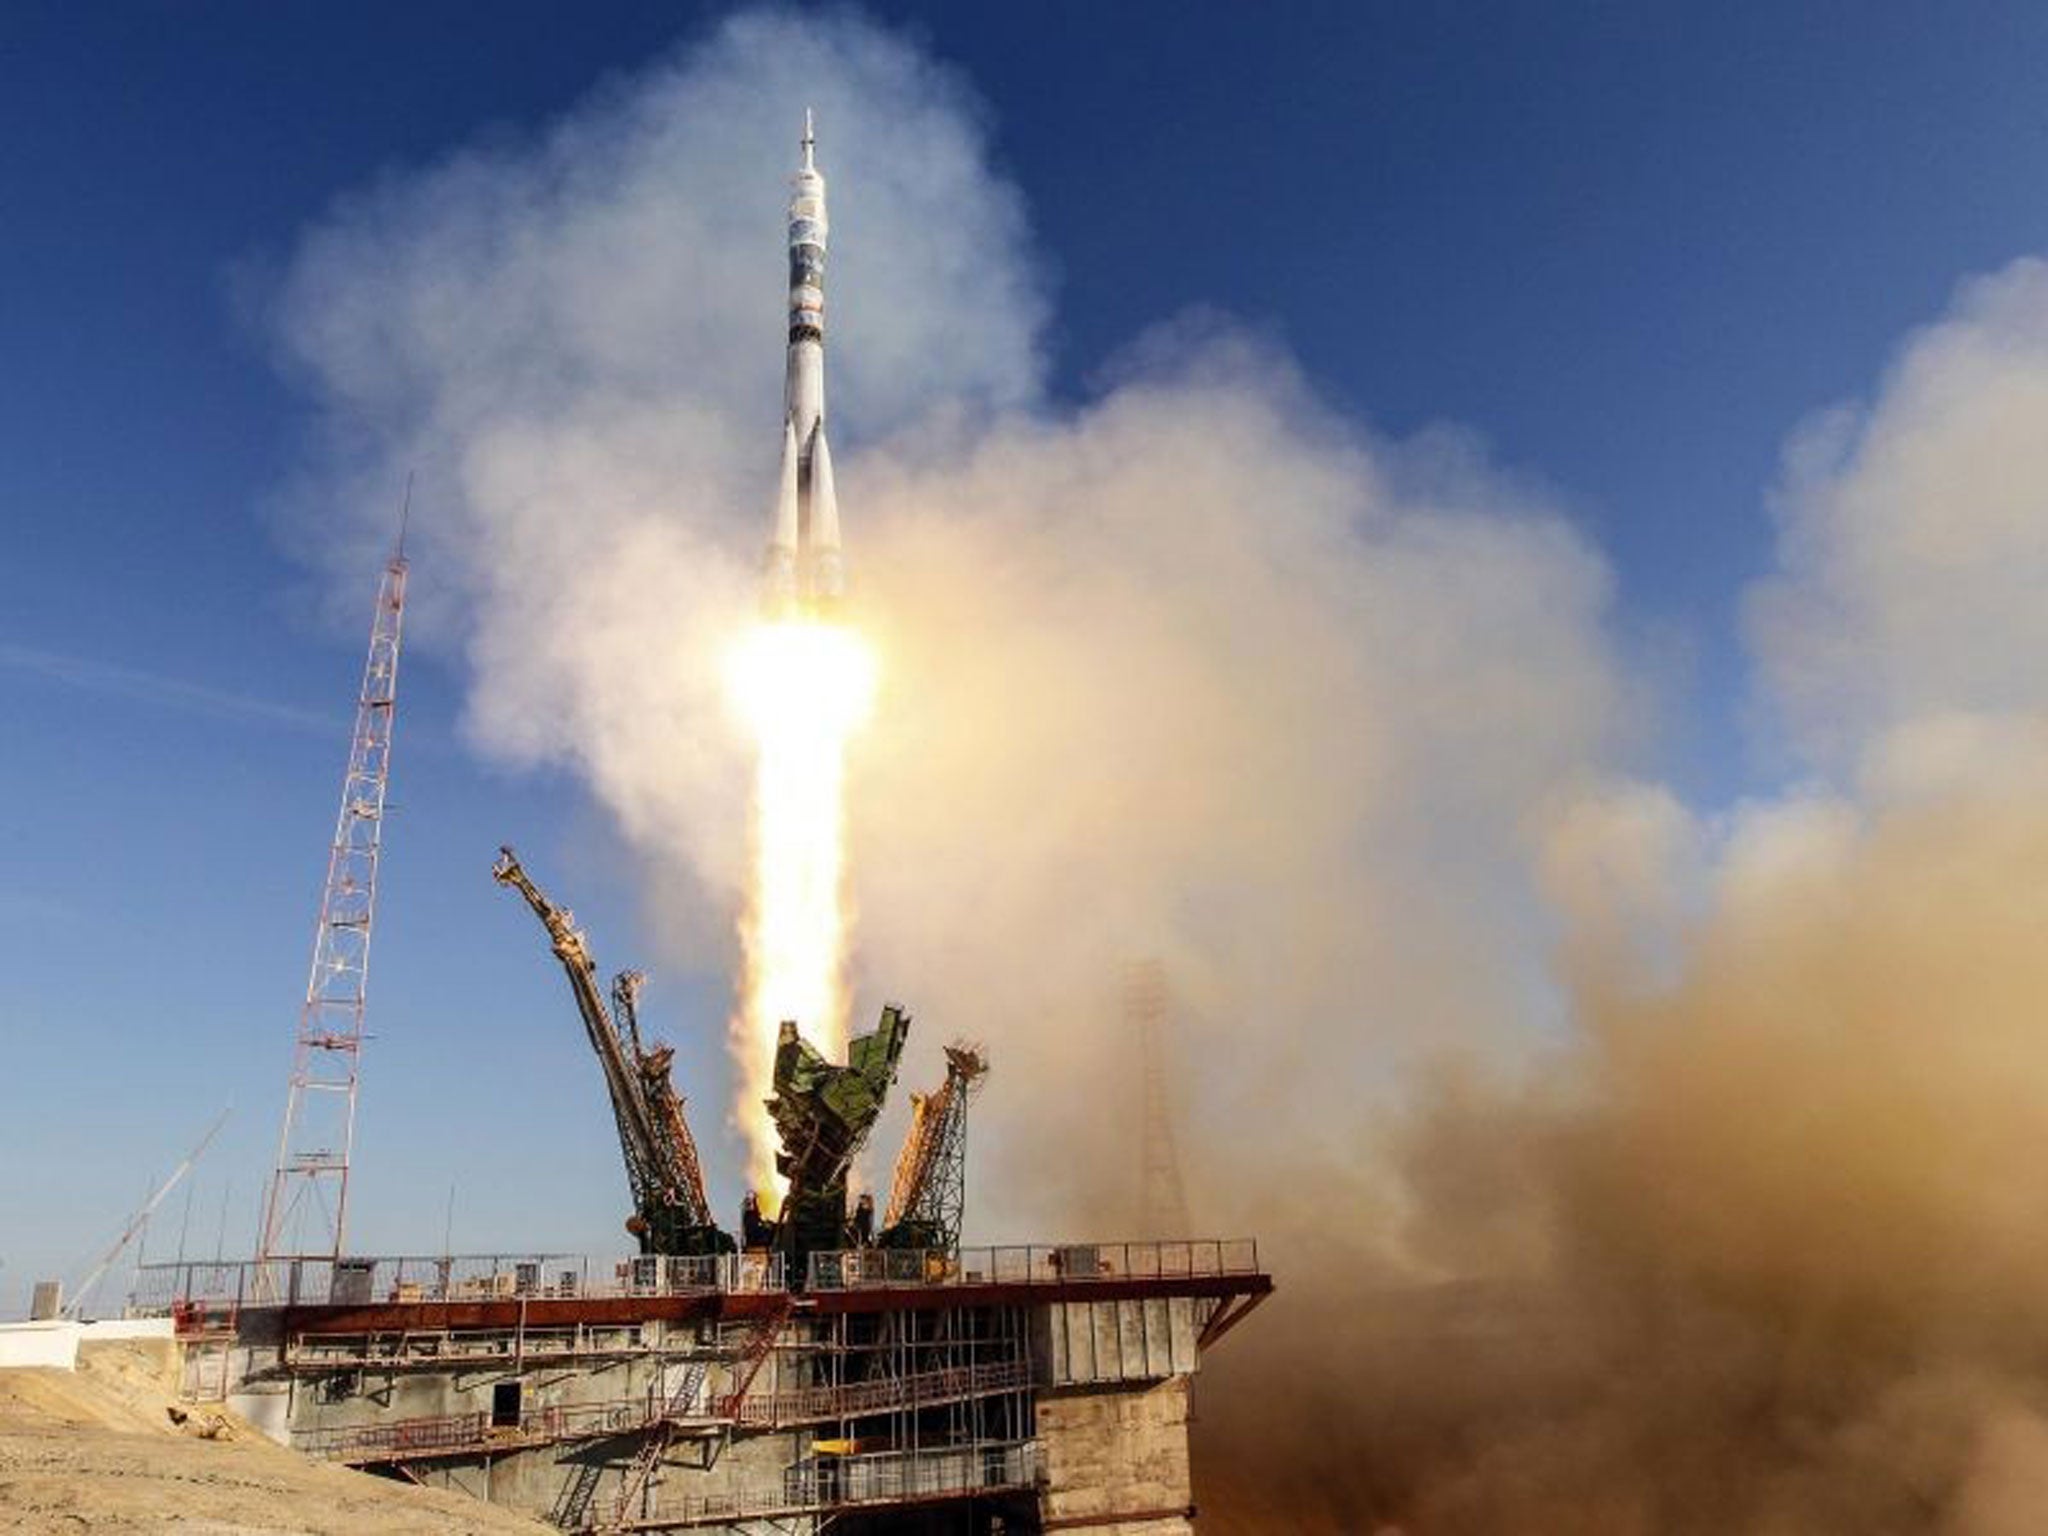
[257,533,407,1267]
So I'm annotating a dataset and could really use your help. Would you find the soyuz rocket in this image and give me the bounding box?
[764,112,842,617]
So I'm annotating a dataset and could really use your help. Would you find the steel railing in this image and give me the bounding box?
[641,1439,1043,1525]
[298,1394,663,1461]
[299,1368,1037,1463]
[734,1357,1032,1428]
[129,1251,784,1315]
[130,1238,1262,1314]
[806,1238,1260,1291]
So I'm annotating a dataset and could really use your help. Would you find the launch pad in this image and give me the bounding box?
[133,1238,1267,1532]
[136,824,1272,1535]
[113,114,1273,1534]
[130,842,1272,1533]
[129,846,1267,1531]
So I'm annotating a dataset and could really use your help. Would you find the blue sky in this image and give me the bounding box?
[4,2,2048,1315]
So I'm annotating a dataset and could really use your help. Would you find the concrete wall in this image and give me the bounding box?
[1037,1377,1195,1535]
[1036,1296,1199,1385]
[277,1313,809,1524]
[203,1297,1210,1530]
[284,1315,725,1432]
[411,1423,802,1525]
[0,1321,81,1370]
[83,1317,175,1342]
[0,1316,173,1371]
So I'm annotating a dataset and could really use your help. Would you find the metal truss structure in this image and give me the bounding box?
[493,848,728,1255]
[257,539,407,1266]
[879,1042,988,1253]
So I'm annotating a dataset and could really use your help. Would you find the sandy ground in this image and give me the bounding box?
[0,1338,548,1534]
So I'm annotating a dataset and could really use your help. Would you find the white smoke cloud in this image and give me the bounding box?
[847,339,1626,1223]
[1258,249,2048,1534]
[1748,257,2048,775]
[270,8,2048,1529]
[271,4,1630,1234]
[272,8,1045,955]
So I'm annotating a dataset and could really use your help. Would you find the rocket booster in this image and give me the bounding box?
[765,112,842,616]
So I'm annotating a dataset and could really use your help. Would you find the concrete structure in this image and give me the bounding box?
[0,1315,174,1371]
[0,1320,90,1371]
[129,1241,1269,1532]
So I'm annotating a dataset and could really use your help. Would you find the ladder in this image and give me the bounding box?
[710,1296,794,1419]
[550,1456,606,1531]
[606,1351,727,1529]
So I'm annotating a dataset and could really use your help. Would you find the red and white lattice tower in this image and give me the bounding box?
[257,540,407,1265]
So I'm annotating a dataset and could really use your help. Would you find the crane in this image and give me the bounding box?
[68,1109,229,1319]
[492,847,731,1255]
[879,1042,987,1253]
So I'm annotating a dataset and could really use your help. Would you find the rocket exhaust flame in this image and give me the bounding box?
[728,114,871,1200]
[725,619,877,1198]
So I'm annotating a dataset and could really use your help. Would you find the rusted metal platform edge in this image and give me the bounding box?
[279,1271,1274,1336]
[614,1477,1043,1532]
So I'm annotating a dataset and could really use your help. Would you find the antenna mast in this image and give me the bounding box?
[257,533,408,1265]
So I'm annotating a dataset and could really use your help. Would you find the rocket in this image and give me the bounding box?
[764,111,843,617]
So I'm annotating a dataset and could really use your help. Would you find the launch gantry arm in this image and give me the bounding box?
[492,847,726,1253]
[766,1005,911,1267]
[492,847,658,1187]
[612,968,715,1237]
[880,1042,987,1253]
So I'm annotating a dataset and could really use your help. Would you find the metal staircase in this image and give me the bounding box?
[611,1337,757,1529]
[550,1456,607,1531]
[709,1296,794,1419]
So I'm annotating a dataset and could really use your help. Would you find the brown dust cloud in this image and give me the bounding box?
[268,12,2048,1531]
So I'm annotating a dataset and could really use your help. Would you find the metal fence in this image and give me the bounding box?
[296,1359,1036,1460]
[643,1439,1043,1525]
[297,1395,660,1461]
[806,1238,1261,1291]
[130,1238,1260,1314]
[129,1251,784,1314]
[735,1358,1032,1428]
[798,1438,1042,1506]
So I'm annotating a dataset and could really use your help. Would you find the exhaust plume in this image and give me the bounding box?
[724,618,878,1194]
[269,8,2048,1530]
[271,11,1625,1217]
[1195,259,2048,1532]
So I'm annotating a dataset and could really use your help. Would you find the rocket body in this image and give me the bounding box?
[766,114,843,616]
